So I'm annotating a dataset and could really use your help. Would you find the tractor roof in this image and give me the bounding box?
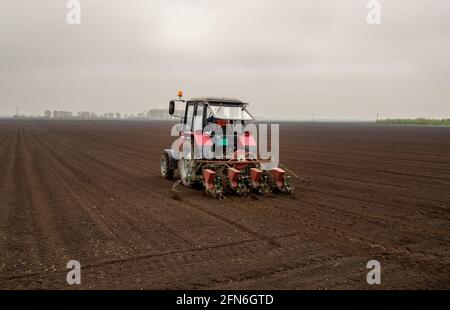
[188,97,244,105]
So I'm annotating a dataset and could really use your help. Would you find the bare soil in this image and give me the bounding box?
[0,120,449,289]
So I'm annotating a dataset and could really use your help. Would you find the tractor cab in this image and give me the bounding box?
[170,97,256,159]
[171,97,253,128]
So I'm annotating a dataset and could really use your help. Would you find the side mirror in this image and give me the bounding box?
[169,100,175,115]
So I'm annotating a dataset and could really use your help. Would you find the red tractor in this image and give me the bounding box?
[160,93,297,198]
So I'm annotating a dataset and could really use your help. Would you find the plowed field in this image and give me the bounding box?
[0,120,449,289]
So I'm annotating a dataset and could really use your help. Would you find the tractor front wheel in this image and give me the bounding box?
[160,152,174,180]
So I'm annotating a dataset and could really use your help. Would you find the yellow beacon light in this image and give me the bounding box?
[178,90,183,99]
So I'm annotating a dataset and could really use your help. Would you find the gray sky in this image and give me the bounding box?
[1,0,449,119]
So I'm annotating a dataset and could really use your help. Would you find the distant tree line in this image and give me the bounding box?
[377,118,450,126]
[42,109,183,120]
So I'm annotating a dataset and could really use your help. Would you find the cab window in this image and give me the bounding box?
[193,105,204,131]
[185,104,194,130]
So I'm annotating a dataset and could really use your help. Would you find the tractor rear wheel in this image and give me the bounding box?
[160,152,174,180]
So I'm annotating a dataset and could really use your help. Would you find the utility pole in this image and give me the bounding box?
[312,112,315,122]
[15,105,19,118]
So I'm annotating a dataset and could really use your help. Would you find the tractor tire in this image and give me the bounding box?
[178,158,194,187]
[160,152,174,180]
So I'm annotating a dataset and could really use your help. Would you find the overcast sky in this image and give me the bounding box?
[0,0,449,119]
